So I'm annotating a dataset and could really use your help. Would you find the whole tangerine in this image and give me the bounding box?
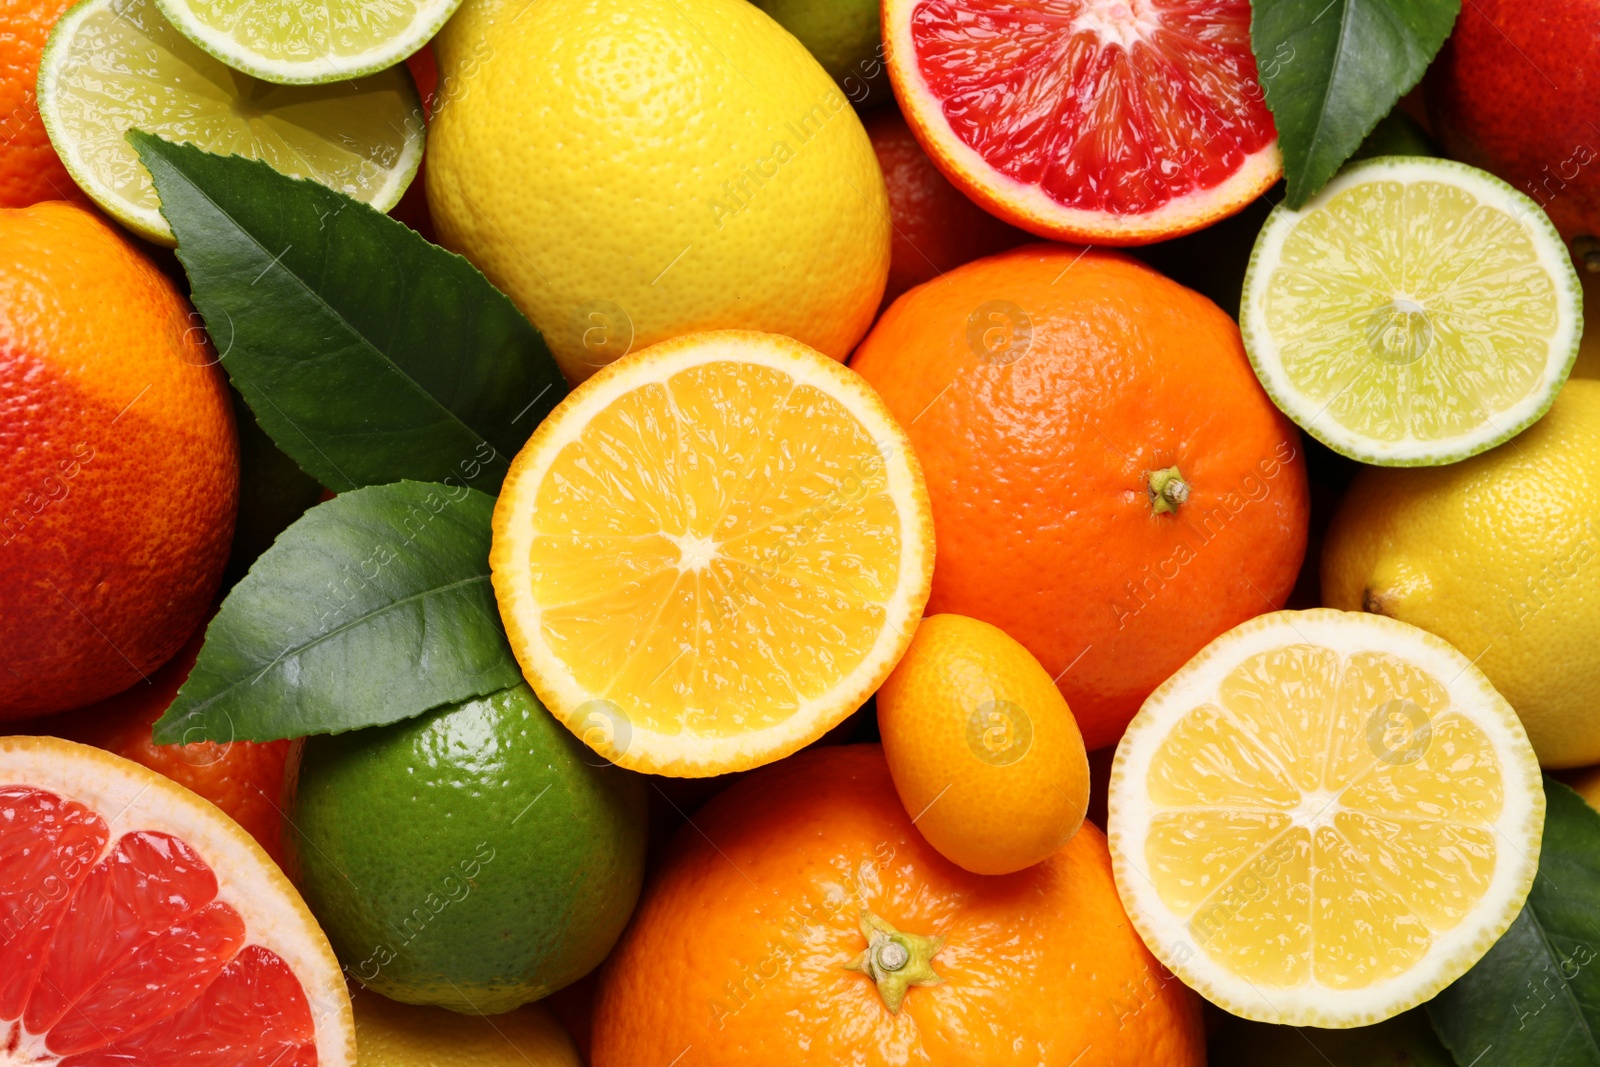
[32,620,296,867]
[864,107,1028,306]
[851,245,1308,750]
[0,202,237,716]
[590,744,1205,1066]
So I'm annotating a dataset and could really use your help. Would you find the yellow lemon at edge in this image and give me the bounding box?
[1323,379,1600,768]
[353,986,582,1066]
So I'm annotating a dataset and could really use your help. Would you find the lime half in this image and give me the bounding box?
[1242,157,1583,466]
[38,0,424,246]
[153,0,461,85]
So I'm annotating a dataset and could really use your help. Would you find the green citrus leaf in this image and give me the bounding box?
[129,131,566,494]
[153,481,521,744]
[1427,778,1600,1067]
[1251,0,1459,207]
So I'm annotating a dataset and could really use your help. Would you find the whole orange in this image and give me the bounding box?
[850,245,1308,750]
[876,613,1089,875]
[0,202,237,716]
[865,107,1028,306]
[32,621,296,867]
[591,744,1204,1066]
[0,0,84,207]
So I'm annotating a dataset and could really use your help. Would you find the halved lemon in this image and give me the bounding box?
[490,331,934,777]
[1242,156,1583,466]
[1108,608,1543,1027]
[38,0,424,245]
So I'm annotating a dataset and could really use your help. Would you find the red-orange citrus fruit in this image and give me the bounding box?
[590,744,1204,1065]
[0,735,354,1063]
[851,245,1309,750]
[865,107,1028,305]
[0,201,237,717]
[34,623,296,868]
[883,0,1280,245]
[0,0,83,208]
[1425,0,1600,249]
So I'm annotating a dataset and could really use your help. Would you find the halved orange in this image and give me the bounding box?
[883,0,1281,245]
[490,331,934,777]
[0,735,354,1064]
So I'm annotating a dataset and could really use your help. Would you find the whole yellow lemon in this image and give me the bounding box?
[426,0,890,382]
[352,985,582,1065]
[1323,379,1600,768]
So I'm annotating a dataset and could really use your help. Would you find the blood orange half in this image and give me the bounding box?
[0,736,354,1066]
[883,0,1282,245]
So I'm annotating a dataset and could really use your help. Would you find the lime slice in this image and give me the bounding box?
[152,0,460,85]
[1242,157,1583,466]
[38,0,424,246]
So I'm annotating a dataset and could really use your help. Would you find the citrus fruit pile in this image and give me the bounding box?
[3,0,1598,1062]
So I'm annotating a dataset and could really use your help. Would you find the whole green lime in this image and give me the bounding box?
[292,683,647,1014]
[750,0,888,106]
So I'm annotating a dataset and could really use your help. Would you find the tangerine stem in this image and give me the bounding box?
[1147,466,1190,515]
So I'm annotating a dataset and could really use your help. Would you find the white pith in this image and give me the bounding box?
[1108,609,1545,1028]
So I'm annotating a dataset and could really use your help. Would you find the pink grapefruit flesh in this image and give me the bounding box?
[0,737,354,1067]
[885,0,1282,244]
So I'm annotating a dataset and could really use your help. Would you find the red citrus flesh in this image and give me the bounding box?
[887,0,1281,243]
[0,785,318,1064]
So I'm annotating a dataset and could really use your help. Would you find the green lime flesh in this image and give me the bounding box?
[38,0,423,244]
[1243,156,1583,466]
[292,683,648,1014]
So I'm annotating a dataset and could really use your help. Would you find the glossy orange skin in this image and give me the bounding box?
[591,744,1204,1066]
[30,623,295,867]
[850,246,1308,750]
[0,0,85,207]
[865,108,1027,307]
[1425,0,1600,242]
[588,742,1203,1067]
[0,202,237,715]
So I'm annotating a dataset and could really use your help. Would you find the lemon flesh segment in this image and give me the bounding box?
[1109,609,1543,1027]
[491,332,933,777]
[38,0,423,245]
[154,0,462,84]
[1242,157,1582,466]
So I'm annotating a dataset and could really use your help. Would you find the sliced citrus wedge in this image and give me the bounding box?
[490,331,934,777]
[153,0,462,85]
[883,0,1280,245]
[37,0,424,245]
[1242,156,1583,466]
[0,735,354,1064]
[1108,609,1543,1028]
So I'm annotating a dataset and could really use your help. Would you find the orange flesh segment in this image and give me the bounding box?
[908,0,1275,214]
[526,360,902,739]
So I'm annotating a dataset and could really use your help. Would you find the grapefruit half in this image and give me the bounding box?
[883,0,1282,245]
[0,735,354,1065]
